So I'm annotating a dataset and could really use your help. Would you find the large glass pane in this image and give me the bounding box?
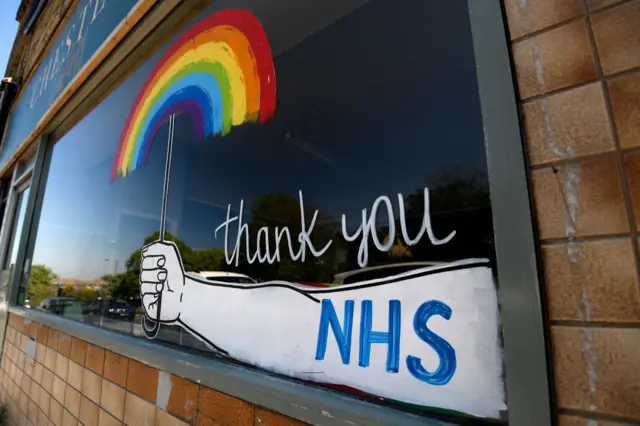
[26,0,507,422]
[1,186,30,304]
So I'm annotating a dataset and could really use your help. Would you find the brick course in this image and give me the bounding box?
[0,313,304,426]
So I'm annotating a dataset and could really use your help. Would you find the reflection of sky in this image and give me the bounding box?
[0,0,19,75]
[114,214,161,270]
[31,0,489,280]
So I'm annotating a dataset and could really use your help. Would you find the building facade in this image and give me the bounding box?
[0,0,638,425]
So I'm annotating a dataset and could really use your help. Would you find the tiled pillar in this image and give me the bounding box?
[505,0,640,424]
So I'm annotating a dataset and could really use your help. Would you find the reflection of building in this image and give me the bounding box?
[58,277,108,291]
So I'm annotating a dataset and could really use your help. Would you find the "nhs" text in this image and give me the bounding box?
[315,299,457,386]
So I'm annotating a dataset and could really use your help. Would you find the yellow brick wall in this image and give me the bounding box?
[5,0,75,84]
[505,0,640,424]
[0,313,305,426]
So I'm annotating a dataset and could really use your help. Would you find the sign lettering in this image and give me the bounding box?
[215,188,456,269]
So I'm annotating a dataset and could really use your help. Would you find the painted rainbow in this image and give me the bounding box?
[112,9,277,179]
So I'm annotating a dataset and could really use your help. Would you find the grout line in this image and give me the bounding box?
[585,0,638,14]
[196,379,203,425]
[511,16,584,44]
[530,144,640,170]
[530,152,616,170]
[552,320,640,328]
[621,146,640,156]
[122,368,129,424]
[253,398,257,424]
[520,66,640,105]
[195,376,201,426]
[558,408,640,425]
[604,65,640,83]
[510,0,636,44]
[521,77,599,105]
[102,408,120,424]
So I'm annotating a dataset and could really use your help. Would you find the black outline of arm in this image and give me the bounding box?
[182,259,490,300]
[145,243,490,357]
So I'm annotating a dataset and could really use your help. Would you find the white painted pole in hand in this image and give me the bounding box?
[160,114,176,242]
[143,114,175,338]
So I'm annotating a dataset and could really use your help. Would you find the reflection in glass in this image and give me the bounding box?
[2,186,30,304]
[24,0,504,422]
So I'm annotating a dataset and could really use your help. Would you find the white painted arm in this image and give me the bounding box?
[139,240,506,419]
[140,240,322,358]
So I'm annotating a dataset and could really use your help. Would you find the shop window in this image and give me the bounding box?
[24,0,508,422]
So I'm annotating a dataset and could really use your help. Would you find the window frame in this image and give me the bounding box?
[0,153,35,281]
[0,146,37,351]
[3,1,553,425]
[2,181,30,273]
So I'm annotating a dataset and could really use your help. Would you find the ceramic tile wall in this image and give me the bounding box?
[0,314,305,426]
[505,0,640,423]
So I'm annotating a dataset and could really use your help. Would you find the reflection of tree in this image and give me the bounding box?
[28,265,58,307]
[419,171,491,212]
[103,270,139,300]
[106,192,344,294]
[99,191,343,299]
[27,265,110,306]
[409,171,493,261]
[30,175,493,305]
[108,231,226,300]
[230,192,345,283]
[386,236,413,260]
[358,171,494,268]
[61,285,107,303]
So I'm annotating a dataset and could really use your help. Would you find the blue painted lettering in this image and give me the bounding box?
[358,300,401,373]
[315,299,354,365]
[406,300,456,385]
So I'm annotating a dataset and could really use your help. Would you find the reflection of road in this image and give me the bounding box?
[85,315,210,351]
[83,315,137,334]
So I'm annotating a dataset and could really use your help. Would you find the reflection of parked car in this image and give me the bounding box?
[37,297,80,315]
[333,261,444,285]
[87,297,135,321]
[190,271,257,284]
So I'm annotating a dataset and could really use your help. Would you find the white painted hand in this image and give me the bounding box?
[139,240,185,322]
